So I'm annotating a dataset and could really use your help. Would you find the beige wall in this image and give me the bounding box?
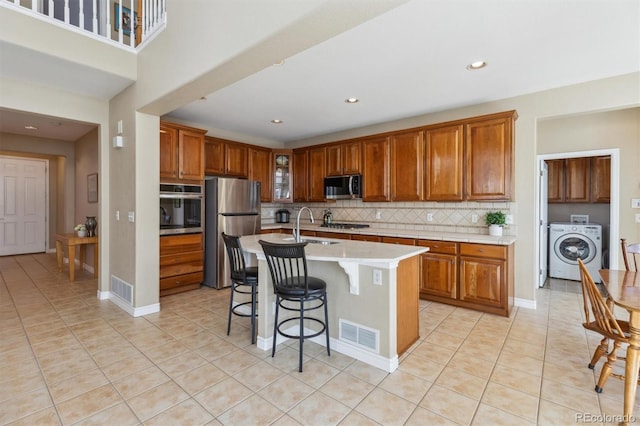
[75,127,100,268]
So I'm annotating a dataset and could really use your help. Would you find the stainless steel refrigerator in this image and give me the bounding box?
[203,177,261,288]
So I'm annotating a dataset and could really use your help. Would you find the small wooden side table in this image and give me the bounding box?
[55,233,99,282]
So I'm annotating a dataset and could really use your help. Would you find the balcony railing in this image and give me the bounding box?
[2,0,166,50]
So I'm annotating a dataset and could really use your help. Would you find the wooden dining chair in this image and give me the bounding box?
[621,238,640,271]
[578,259,635,393]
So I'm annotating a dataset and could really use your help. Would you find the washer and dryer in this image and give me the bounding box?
[549,222,602,281]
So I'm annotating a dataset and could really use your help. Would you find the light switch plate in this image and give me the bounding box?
[373,269,382,285]
[632,198,640,209]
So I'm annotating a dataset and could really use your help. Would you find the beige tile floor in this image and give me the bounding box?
[0,253,634,425]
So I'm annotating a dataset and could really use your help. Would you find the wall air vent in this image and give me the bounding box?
[339,319,379,353]
[111,275,133,304]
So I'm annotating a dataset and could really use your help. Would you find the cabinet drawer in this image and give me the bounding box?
[351,234,382,242]
[160,233,203,255]
[417,240,457,254]
[459,243,506,259]
[382,236,416,246]
[315,231,351,240]
[160,271,203,290]
[160,251,203,278]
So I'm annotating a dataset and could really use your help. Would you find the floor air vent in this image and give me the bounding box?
[111,275,133,304]
[339,319,379,353]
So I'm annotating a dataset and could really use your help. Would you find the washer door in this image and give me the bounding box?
[554,233,596,265]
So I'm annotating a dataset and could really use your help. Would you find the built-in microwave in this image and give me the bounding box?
[324,174,362,200]
[159,183,204,235]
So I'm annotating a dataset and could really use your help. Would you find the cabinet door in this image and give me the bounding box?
[546,159,565,203]
[204,137,225,176]
[273,151,293,203]
[249,148,272,202]
[459,256,505,308]
[326,145,342,176]
[362,136,390,201]
[591,156,610,203]
[160,125,179,179]
[292,149,308,202]
[381,236,415,245]
[179,129,205,180]
[342,141,361,174]
[225,143,248,178]
[425,124,464,201]
[420,253,457,299]
[390,130,424,201]
[565,157,590,202]
[465,114,514,200]
[308,147,326,202]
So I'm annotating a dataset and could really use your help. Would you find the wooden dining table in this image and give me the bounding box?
[599,269,640,425]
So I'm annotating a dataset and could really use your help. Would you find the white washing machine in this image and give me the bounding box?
[549,222,602,281]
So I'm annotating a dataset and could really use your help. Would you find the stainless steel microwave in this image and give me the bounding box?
[324,174,362,200]
[159,183,204,235]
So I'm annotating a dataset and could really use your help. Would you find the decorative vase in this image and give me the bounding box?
[85,216,97,237]
[77,230,87,238]
[488,224,503,237]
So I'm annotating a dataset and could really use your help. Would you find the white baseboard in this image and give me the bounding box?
[515,297,536,310]
[97,291,160,317]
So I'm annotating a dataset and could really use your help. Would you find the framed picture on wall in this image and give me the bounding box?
[114,4,137,36]
[87,173,98,203]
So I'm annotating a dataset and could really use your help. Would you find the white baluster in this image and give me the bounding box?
[31,0,37,12]
[130,0,135,47]
[105,0,111,39]
[79,0,84,30]
[48,0,53,18]
[64,0,69,24]
[92,0,97,34]
[117,0,122,44]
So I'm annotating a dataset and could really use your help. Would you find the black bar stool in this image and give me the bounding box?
[259,240,330,372]
[222,233,258,344]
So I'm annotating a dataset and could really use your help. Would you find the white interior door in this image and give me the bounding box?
[538,161,549,287]
[0,157,47,256]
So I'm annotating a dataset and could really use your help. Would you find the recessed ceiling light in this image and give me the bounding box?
[271,119,283,124]
[25,125,38,130]
[467,61,487,70]
[345,98,359,104]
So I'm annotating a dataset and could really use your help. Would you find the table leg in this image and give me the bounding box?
[56,240,63,272]
[623,313,640,425]
[94,242,99,278]
[68,244,76,282]
[79,245,86,274]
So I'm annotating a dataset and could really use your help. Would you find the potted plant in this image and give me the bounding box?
[74,224,87,238]
[485,211,506,237]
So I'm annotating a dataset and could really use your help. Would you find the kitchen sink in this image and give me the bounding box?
[282,237,340,245]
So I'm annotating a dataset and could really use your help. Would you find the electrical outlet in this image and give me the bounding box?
[128,211,135,222]
[636,213,640,223]
[115,210,120,221]
[373,269,382,285]
[632,198,640,209]
[505,214,514,225]
[375,211,381,220]
[471,214,478,223]
[426,213,433,222]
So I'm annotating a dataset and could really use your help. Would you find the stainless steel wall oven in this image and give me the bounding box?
[159,183,204,235]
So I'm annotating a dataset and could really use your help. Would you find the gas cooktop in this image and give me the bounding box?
[320,223,370,229]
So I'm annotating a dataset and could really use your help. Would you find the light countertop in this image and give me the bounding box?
[261,223,516,245]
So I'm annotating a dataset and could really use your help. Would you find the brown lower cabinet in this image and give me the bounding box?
[418,240,458,299]
[160,233,204,296]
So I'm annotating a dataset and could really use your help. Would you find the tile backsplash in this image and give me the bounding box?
[262,200,516,236]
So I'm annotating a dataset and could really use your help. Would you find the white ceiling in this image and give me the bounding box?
[1,0,638,144]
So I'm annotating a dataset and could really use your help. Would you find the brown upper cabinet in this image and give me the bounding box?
[273,151,293,203]
[546,155,610,204]
[464,112,516,201]
[249,147,272,202]
[292,149,309,202]
[390,130,424,201]
[326,141,362,176]
[160,122,206,182]
[308,146,327,202]
[424,124,464,201]
[204,136,248,178]
[362,136,390,201]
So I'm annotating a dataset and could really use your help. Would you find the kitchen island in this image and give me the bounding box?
[240,233,427,372]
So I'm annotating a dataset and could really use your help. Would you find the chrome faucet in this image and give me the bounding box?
[293,207,314,242]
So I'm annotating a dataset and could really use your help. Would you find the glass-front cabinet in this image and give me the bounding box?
[273,150,293,203]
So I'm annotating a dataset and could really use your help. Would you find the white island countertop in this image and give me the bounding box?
[240,232,427,265]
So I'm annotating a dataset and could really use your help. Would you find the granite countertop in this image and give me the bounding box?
[261,223,516,246]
